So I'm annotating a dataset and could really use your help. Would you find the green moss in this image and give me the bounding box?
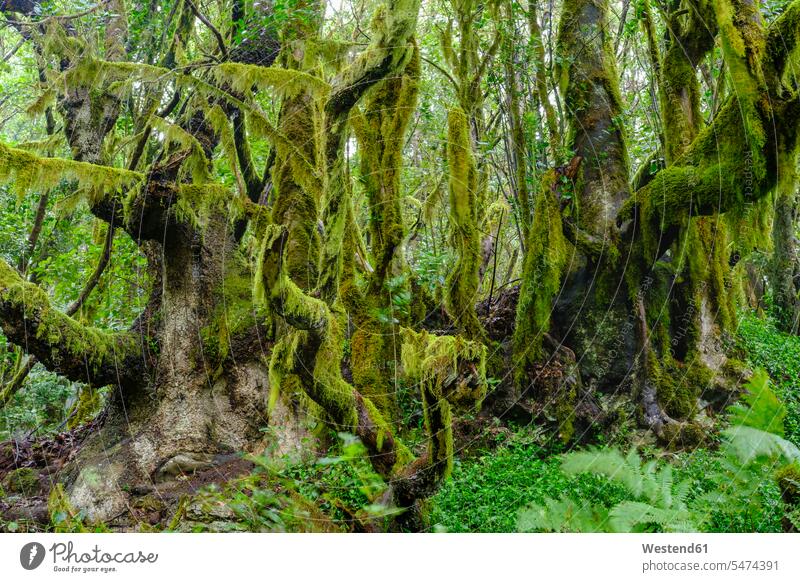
[2,468,40,495]
[63,58,168,89]
[0,259,140,376]
[513,170,569,369]
[150,116,211,183]
[349,322,396,417]
[67,386,101,429]
[619,95,772,265]
[270,91,322,289]
[648,356,709,421]
[200,258,260,364]
[345,48,420,420]
[0,141,141,205]
[557,0,630,240]
[444,107,487,341]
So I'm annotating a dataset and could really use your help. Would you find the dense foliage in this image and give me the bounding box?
[0,0,799,533]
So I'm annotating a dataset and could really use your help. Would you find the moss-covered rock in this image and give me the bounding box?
[660,420,706,449]
[2,468,41,496]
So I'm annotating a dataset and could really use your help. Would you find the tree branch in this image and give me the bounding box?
[66,224,114,316]
[0,259,143,389]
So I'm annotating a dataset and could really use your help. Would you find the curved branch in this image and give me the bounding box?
[186,0,227,59]
[324,0,421,123]
[0,259,142,389]
[66,225,114,316]
[257,226,486,524]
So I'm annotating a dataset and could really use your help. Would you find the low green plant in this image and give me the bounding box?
[173,432,393,532]
[431,428,628,532]
[517,371,799,532]
[737,315,800,445]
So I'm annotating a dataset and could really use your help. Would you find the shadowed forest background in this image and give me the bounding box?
[1,0,800,532]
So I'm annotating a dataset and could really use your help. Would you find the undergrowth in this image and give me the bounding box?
[737,314,800,445]
[430,314,799,533]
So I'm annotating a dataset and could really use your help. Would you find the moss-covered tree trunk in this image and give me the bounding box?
[513,0,800,443]
[348,46,420,419]
[770,150,800,334]
[514,0,632,439]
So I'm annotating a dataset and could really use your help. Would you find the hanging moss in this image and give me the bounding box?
[0,141,141,204]
[210,63,330,99]
[150,116,211,183]
[178,75,325,200]
[60,58,167,92]
[173,184,246,231]
[400,327,487,477]
[270,89,323,289]
[202,102,247,196]
[513,170,570,370]
[444,107,487,341]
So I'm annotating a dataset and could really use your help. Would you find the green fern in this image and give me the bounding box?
[727,369,786,436]
[518,498,611,532]
[517,369,797,532]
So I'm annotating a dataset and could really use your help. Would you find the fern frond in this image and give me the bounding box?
[727,369,786,436]
[518,498,611,532]
[723,425,800,464]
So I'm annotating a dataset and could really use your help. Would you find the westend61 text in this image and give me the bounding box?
[642,543,708,554]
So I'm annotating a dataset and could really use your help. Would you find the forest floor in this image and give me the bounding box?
[1,312,798,532]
